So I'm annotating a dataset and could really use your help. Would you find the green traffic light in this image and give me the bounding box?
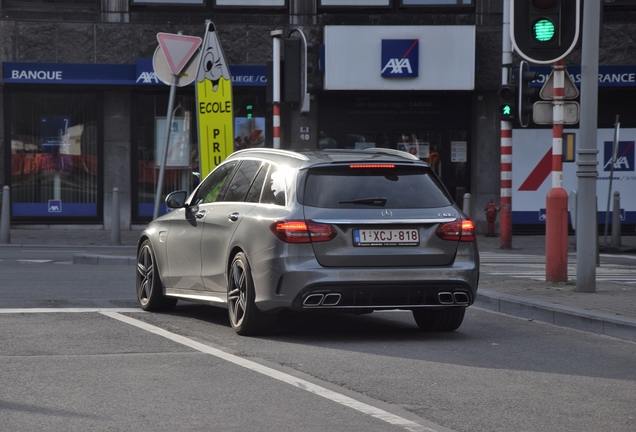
[533,18,555,42]
[502,105,512,116]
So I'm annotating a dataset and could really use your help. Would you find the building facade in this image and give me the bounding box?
[1,0,636,234]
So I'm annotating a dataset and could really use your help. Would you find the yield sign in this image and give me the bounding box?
[156,33,202,76]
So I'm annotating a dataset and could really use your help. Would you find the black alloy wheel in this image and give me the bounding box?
[136,240,177,312]
[227,252,276,336]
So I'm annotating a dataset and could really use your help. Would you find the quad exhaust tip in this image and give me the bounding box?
[303,293,342,307]
[453,292,469,305]
[438,292,470,305]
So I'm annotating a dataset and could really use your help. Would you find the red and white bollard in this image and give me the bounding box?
[546,59,568,283]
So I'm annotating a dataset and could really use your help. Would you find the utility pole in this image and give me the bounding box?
[575,0,601,293]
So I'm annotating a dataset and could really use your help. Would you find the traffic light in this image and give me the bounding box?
[511,0,580,64]
[518,60,539,128]
[498,84,517,121]
[529,0,559,49]
[284,38,302,104]
[305,42,315,95]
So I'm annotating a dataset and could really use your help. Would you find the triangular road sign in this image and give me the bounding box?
[156,33,202,76]
[539,68,579,100]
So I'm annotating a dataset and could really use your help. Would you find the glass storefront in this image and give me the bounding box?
[131,88,268,223]
[317,92,472,203]
[8,90,101,221]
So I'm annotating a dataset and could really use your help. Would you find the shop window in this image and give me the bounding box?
[133,93,199,219]
[9,92,100,220]
[214,0,286,7]
[400,0,473,5]
[132,89,268,222]
[2,0,99,10]
[234,94,267,151]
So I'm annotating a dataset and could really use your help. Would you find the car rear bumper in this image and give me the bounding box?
[249,243,479,313]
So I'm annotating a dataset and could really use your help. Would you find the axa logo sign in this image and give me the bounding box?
[381,39,419,78]
[136,71,160,84]
[604,141,635,172]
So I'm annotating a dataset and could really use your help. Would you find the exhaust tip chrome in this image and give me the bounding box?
[438,292,454,305]
[322,293,341,306]
[303,294,324,307]
[453,292,469,305]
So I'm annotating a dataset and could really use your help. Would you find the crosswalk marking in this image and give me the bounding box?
[480,252,636,284]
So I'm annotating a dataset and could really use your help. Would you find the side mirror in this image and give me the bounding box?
[165,190,187,209]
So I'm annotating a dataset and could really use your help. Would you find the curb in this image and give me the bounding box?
[476,288,636,342]
[73,254,136,266]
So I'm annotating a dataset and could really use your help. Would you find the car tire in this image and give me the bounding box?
[412,307,465,332]
[136,240,178,312]
[228,252,277,336]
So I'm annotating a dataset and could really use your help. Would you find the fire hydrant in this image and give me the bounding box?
[484,199,499,237]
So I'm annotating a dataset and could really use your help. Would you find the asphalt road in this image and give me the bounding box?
[1,249,635,432]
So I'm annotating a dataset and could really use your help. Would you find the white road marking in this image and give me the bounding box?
[0,308,140,314]
[17,259,54,263]
[101,311,440,432]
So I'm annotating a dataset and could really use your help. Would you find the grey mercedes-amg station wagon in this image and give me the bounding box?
[136,148,479,335]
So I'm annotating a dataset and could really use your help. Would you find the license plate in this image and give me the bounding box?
[353,228,419,246]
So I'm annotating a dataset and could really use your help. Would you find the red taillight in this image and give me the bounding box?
[435,218,476,242]
[270,220,336,243]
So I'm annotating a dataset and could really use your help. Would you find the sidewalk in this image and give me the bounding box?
[2,226,635,341]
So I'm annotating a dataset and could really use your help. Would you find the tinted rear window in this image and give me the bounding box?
[303,165,452,209]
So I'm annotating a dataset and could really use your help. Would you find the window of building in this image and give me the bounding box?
[2,0,99,9]
[132,92,199,220]
[8,91,101,221]
[131,0,204,5]
[400,0,472,5]
[319,0,390,6]
[214,0,286,7]
[132,87,268,223]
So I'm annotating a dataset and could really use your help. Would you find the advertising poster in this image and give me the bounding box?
[513,128,636,224]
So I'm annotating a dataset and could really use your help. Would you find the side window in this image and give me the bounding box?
[245,163,268,203]
[223,160,262,202]
[261,165,286,206]
[193,161,238,204]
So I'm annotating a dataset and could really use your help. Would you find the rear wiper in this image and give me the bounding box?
[339,197,387,206]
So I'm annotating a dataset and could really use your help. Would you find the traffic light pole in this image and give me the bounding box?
[500,0,513,249]
[545,59,568,282]
[271,30,283,149]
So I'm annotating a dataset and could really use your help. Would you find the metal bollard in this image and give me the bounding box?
[612,191,621,247]
[462,193,472,219]
[110,187,121,245]
[0,186,10,244]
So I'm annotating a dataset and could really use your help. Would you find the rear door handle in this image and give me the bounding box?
[195,210,206,219]
[228,212,239,222]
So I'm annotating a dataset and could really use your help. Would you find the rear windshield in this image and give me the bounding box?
[302,165,452,209]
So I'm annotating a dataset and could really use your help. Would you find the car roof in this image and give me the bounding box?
[227,147,426,169]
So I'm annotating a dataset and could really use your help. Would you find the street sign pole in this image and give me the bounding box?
[545,59,568,283]
[153,73,179,220]
[152,31,202,220]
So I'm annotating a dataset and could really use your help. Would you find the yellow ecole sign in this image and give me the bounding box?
[195,21,233,179]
